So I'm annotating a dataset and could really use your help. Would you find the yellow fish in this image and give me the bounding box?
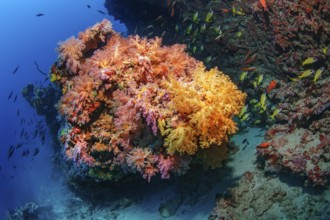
[236,31,243,38]
[260,93,267,110]
[192,46,197,54]
[249,99,258,104]
[200,23,206,32]
[205,56,212,63]
[232,6,245,16]
[186,24,192,35]
[287,76,298,82]
[257,74,263,85]
[175,24,179,32]
[270,108,281,120]
[192,12,199,23]
[205,10,213,23]
[298,69,314,79]
[238,105,248,118]
[253,81,258,89]
[302,57,317,66]
[313,67,324,83]
[241,113,250,121]
[322,47,328,55]
[240,71,248,81]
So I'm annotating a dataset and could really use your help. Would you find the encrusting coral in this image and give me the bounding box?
[52,19,246,182]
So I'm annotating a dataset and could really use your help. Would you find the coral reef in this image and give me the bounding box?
[53,19,246,183]
[209,170,330,219]
[257,76,330,186]
[7,202,54,220]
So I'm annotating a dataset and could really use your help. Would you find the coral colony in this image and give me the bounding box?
[51,19,246,182]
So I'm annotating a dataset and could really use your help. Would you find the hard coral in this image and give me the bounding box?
[54,19,246,182]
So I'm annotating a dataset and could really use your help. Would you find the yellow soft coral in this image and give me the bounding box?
[164,122,197,155]
[162,64,246,155]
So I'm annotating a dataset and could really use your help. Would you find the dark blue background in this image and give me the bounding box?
[0,0,126,217]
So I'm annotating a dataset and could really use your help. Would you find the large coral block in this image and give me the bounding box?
[53,19,246,182]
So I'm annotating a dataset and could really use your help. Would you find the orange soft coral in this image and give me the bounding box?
[162,65,246,155]
[54,19,246,182]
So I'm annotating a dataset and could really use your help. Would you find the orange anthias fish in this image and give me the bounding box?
[257,142,271,148]
[259,0,268,11]
[266,80,277,93]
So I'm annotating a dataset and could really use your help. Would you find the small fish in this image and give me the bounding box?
[241,67,256,71]
[287,76,298,82]
[200,23,206,32]
[242,145,248,151]
[22,148,30,157]
[192,46,197,54]
[200,45,204,52]
[12,65,20,74]
[253,81,258,89]
[322,47,328,55]
[87,5,91,8]
[240,71,248,81]
[257,142,271,148]
[97,10,106,15]
[205,9,214,23]
[33,148,39,156]
[236,31,243,38]
[146,25,154,30]
[186,24,192,35]
[13,94,18,102]
[7,91,13,99]
[214,30,223,40]
[270,108,281,120]
[238,105,248,118]
[33,130,38,138]
[232,6,245,16]
[260,93,267,110]
[154,15,163,22]
[252,119,261,125]
[302,57,317,66]
[20,128,25,138]
[175,24,179,32]
[249,99,258,104]
[257,74,263,85]
[259,0,268,11]
[17,109,20,116]
[241,113,250,121]
[41,134,45,144]
[205,56,212,63]
[266,80,277,93]
[36,13,44,17]
[8,145,14,159]
[15,142,23,149]
[313,67,324,83]
[221,8,229,13]
[192,11,199,23]
[214,25,221,34]
[161,30,166,38]
[298,69,314,79]
[242,138,248,144]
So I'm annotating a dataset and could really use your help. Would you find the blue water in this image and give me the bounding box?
[0,1,126,217]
